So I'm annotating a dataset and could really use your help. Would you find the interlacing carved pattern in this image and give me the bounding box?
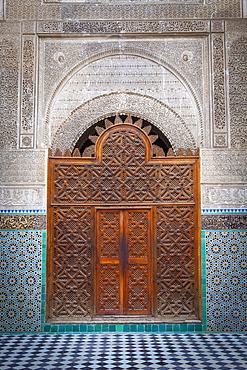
[156,206,196,317]
[40,20,209,34]
[98,264,120,313]
[127,210,150,313]
[96,209,151,315]
[212,34,226,132]
[99,211,120,259]
[0,215,46,230]
[20,36,35,149]
[97,210,121,314]
[127,211,148,258]
[53,126,194,204]
[229,36,247,148]
[159,165,194,202]
[102,129,146,166]
[21,38,35,133]
[54,163,194,203]
[52,207,91,318]
[127,265,149,312]
[0,39,18,149]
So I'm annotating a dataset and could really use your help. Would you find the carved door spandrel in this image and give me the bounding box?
[96,209,152,315]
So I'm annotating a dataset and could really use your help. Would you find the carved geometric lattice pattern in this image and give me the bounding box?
[127,265,149,313]
[54,162,194,203]
[102,129,146,166]
[99,211,120,259]
[156,206,196,317]
[53,127,194,204]
[126,210,150,314]
[51,207,92,319]
[98,264,120,313]
[127,211,148,258]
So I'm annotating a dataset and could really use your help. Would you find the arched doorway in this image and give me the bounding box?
[47,115,201,323]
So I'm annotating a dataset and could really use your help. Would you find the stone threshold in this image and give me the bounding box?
[47,316,202,325]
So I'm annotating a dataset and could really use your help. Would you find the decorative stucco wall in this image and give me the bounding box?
[0,0,246,332]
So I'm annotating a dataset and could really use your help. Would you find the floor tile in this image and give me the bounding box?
[0,333,246,369]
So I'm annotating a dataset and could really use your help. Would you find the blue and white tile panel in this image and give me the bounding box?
[0,230,42,332]
[206,230,247,332]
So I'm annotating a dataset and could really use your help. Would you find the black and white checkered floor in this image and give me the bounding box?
[0,333,247,370]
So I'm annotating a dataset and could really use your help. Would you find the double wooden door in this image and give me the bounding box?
[96,208,152,315]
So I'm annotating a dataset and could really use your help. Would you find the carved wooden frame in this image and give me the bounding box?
[47,121,201,323]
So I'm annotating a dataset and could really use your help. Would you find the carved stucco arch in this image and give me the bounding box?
[46,47,203,148]
[51,92,196,154]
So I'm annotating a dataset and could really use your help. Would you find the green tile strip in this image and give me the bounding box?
[201,231,207,331]
[41,231,47,326]
[39,323,207,334]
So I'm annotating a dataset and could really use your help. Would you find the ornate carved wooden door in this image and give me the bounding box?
[96,208,152,315]
[47,115,201,323]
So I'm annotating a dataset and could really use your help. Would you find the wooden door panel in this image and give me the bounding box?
[156,205,199,317]
[125,210,151,315]
[98,210,121,259]
[126,263,150,314]
[96,208,151,315]
[127,210,149,258]
[98,263,121,314]
[47,206,92,320]
[96,210,122,315]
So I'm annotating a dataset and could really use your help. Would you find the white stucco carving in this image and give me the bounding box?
[202,185,247,209]
[51,92,197,153]
[0,187,46,210]
[38,40,205,150]
[0,150,46,185]
[201,149,247,184]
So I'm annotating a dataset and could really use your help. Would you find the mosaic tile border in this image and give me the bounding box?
[41,232,46,329]
[202,209,247,214]
[0,210,46,214]
[40,323,205,334]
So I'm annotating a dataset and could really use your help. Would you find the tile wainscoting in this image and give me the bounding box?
[0,210,246,333]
